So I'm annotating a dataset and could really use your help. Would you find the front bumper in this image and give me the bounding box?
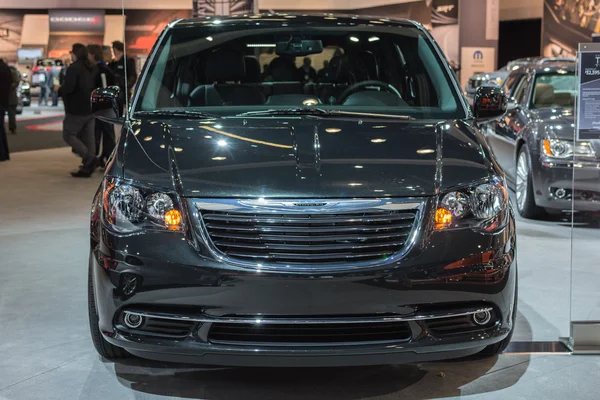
[533,158,600,212]
[91,197,517,366]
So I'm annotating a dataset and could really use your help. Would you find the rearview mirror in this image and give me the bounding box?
[276,39,323,56]
[473,85,507,123]
[91,86,123,124]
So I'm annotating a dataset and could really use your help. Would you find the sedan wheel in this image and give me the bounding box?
[515,146,544,219]
[516,151,529,212]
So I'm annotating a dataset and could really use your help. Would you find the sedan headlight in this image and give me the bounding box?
[542,139,595,158]
[102,178,184,233]
[435,177,508,232]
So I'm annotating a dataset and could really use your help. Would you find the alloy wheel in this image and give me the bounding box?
[516,151,529,212]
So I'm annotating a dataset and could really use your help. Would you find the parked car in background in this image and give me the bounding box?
[31,58,63,87]
[465,57,575,105]
[87,14,517,367]
[481,63,596,218]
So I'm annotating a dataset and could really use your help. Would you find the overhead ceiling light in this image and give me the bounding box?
[325,128,341,133]
[206,36,213,41]
[350,36,360,43]
[369,20,384,24]
[246,43,276,47]
[143,136,152,141]
[348,182,363,186]
[302,98,319,106]
[217,140,228,147]
[174,147,183,152]
[371,138,386,143]
[368,36,380,42]
[355,165,364,169]
[212,156,227,161]
[374,189,384,192]
[417,149,435,154]
[213,20,222,24]
[373,125,386,129]
[204,135,212,139]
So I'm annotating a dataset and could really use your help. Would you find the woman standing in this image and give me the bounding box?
[61,43,97,177]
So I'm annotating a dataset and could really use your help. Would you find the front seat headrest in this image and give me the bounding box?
[206,48,246,83]
[269,56,299,81]
[328,54,349,83]
[243,56,262,83]
[534,83,555,107]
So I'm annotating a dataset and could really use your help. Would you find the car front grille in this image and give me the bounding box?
[208,320,412,345]
[469,78,483,89]
[199,209,419,265]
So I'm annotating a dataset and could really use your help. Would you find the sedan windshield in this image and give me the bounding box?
[133,19,466,120]
[531,73,576,109]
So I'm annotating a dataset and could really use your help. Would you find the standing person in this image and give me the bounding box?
[0,58,12,161]
[88,44,116,167]
[298,57,317,83]
[8,65,21,134]
[111,40,137,115]
[50,64,60,106]
[38,65,51,107]
[62,43,98,177]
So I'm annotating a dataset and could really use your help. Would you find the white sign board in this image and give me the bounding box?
[460,47,496,89]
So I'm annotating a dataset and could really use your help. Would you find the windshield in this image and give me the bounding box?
[531,73,576,109]
[132,20,466,120]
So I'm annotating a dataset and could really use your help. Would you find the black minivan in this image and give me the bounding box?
[88,14,516,366]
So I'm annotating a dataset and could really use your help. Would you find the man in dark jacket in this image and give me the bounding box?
[0,58,12,161]
[110,41,137,115]
[62,43,98,177]
[88,44,116,167]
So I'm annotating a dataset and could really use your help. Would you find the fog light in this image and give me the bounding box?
[473,310,492,326]
[124,312,144,329]
[555,188,566,199]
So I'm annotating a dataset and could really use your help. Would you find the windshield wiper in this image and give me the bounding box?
[134,110,220,119]
[234,107,331,117]
[233,108,413,119]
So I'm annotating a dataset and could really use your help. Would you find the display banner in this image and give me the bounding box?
[485,0,499,41]
[49,10,105,33]
[194,0,255,17]
[576,43,600,140]
[542,0,597,58]
[428,0,459,67]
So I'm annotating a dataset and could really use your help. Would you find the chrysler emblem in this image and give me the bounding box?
[293,202,327,207]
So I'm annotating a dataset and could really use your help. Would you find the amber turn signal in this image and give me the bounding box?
[435,207,452,227]
[164,209,182,229]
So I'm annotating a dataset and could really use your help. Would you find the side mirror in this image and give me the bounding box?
[507,99,518,111]
[91,86,123,124]
[473,85,507,123]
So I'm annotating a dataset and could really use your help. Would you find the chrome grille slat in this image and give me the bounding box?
[213,241,405,251]
[227,250,397,261]
[194,199,422,268]
[205,222,414,233]
[202,213,416,224]
[210,232,410,242]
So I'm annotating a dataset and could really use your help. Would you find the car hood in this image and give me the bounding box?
[532,107,575,140]
[122,117,491,198]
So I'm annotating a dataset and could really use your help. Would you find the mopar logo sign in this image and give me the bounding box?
[473,50,484,60]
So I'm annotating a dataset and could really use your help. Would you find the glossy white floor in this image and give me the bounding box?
[1,147,600,400]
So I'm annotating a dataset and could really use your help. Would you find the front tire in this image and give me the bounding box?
[515,146,544,219]
[88,255,129,360]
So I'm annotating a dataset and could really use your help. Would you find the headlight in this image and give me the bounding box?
[435,177,508,232]
[487,77,503,86]
[102,178,184,233]
[542,139,595,158]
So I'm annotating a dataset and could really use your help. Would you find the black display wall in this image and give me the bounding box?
[498,18,541,68]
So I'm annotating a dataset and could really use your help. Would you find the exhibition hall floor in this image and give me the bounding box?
[1,148,600,400]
